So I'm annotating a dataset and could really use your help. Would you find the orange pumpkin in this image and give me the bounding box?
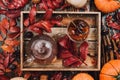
[72,73,94,80]
[100,60,120,80]
[94,0,120,13]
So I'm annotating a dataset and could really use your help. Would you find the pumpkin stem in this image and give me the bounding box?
[117,74,120,80]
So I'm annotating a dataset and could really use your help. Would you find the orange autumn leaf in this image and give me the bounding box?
[0,18,20,54]
[4,39,20,47]
[1,18,9,30]
[0,18,9,37]
[5,68,11,73]
[1,44,14,53]
[0,34,3,41]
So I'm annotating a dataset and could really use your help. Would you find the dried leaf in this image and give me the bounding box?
[15,67,22,76]
[0,71,4,75]
[51,19,61,26]
[0,64,5,71]
[68,39,78,55]
[115,52,120,59]
[70,61,82,67]
[5,68,11,73]
[63,56,79,67]
[60,3,70,10]
[112,33,120,40]
[39,0,48,10]
[60,50,73,59]
[55,72,62,80]
[3,54,10,68]
[0,23,7,36]
[51,72,62,80]
[29,27,42,34]
[1,44,15,53]
[0,34,3,41]
[3,52,9,57]
[7,32,20,39]
[41,21,53,32]
[52,1,60,8]
[24,18,30,27]
[0,0,7,9]
[108,22,120,30]
[9,57,15,63]
[12,61,19,66]
[32,21,43,28]
[9,26,20,33]
[79,41,89,61]
[24,73,31,79]
[0,75,9,80]
[47,0,55,10]
[0,53,4,59]
[29,5,36,24]
[0,59,3,64]
[58,35,69,49]
[5,39,20,47]
[43,9,53,20]
[0,9,6,14]
[9,19,16,27]
[5,10,20,18]
[1,18,9,30]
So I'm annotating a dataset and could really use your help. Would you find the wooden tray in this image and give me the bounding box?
[20,11,101,71]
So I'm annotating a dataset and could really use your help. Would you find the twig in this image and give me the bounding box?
[67,14,83,34]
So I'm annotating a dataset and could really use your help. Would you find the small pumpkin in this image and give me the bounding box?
[72,73,94,80]
[94,0,120,13]
[100,60,120,80]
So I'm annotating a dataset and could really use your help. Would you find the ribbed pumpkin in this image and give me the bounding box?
[72,73,94,80]
[100,60,120,80]
[94,0,120,13]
